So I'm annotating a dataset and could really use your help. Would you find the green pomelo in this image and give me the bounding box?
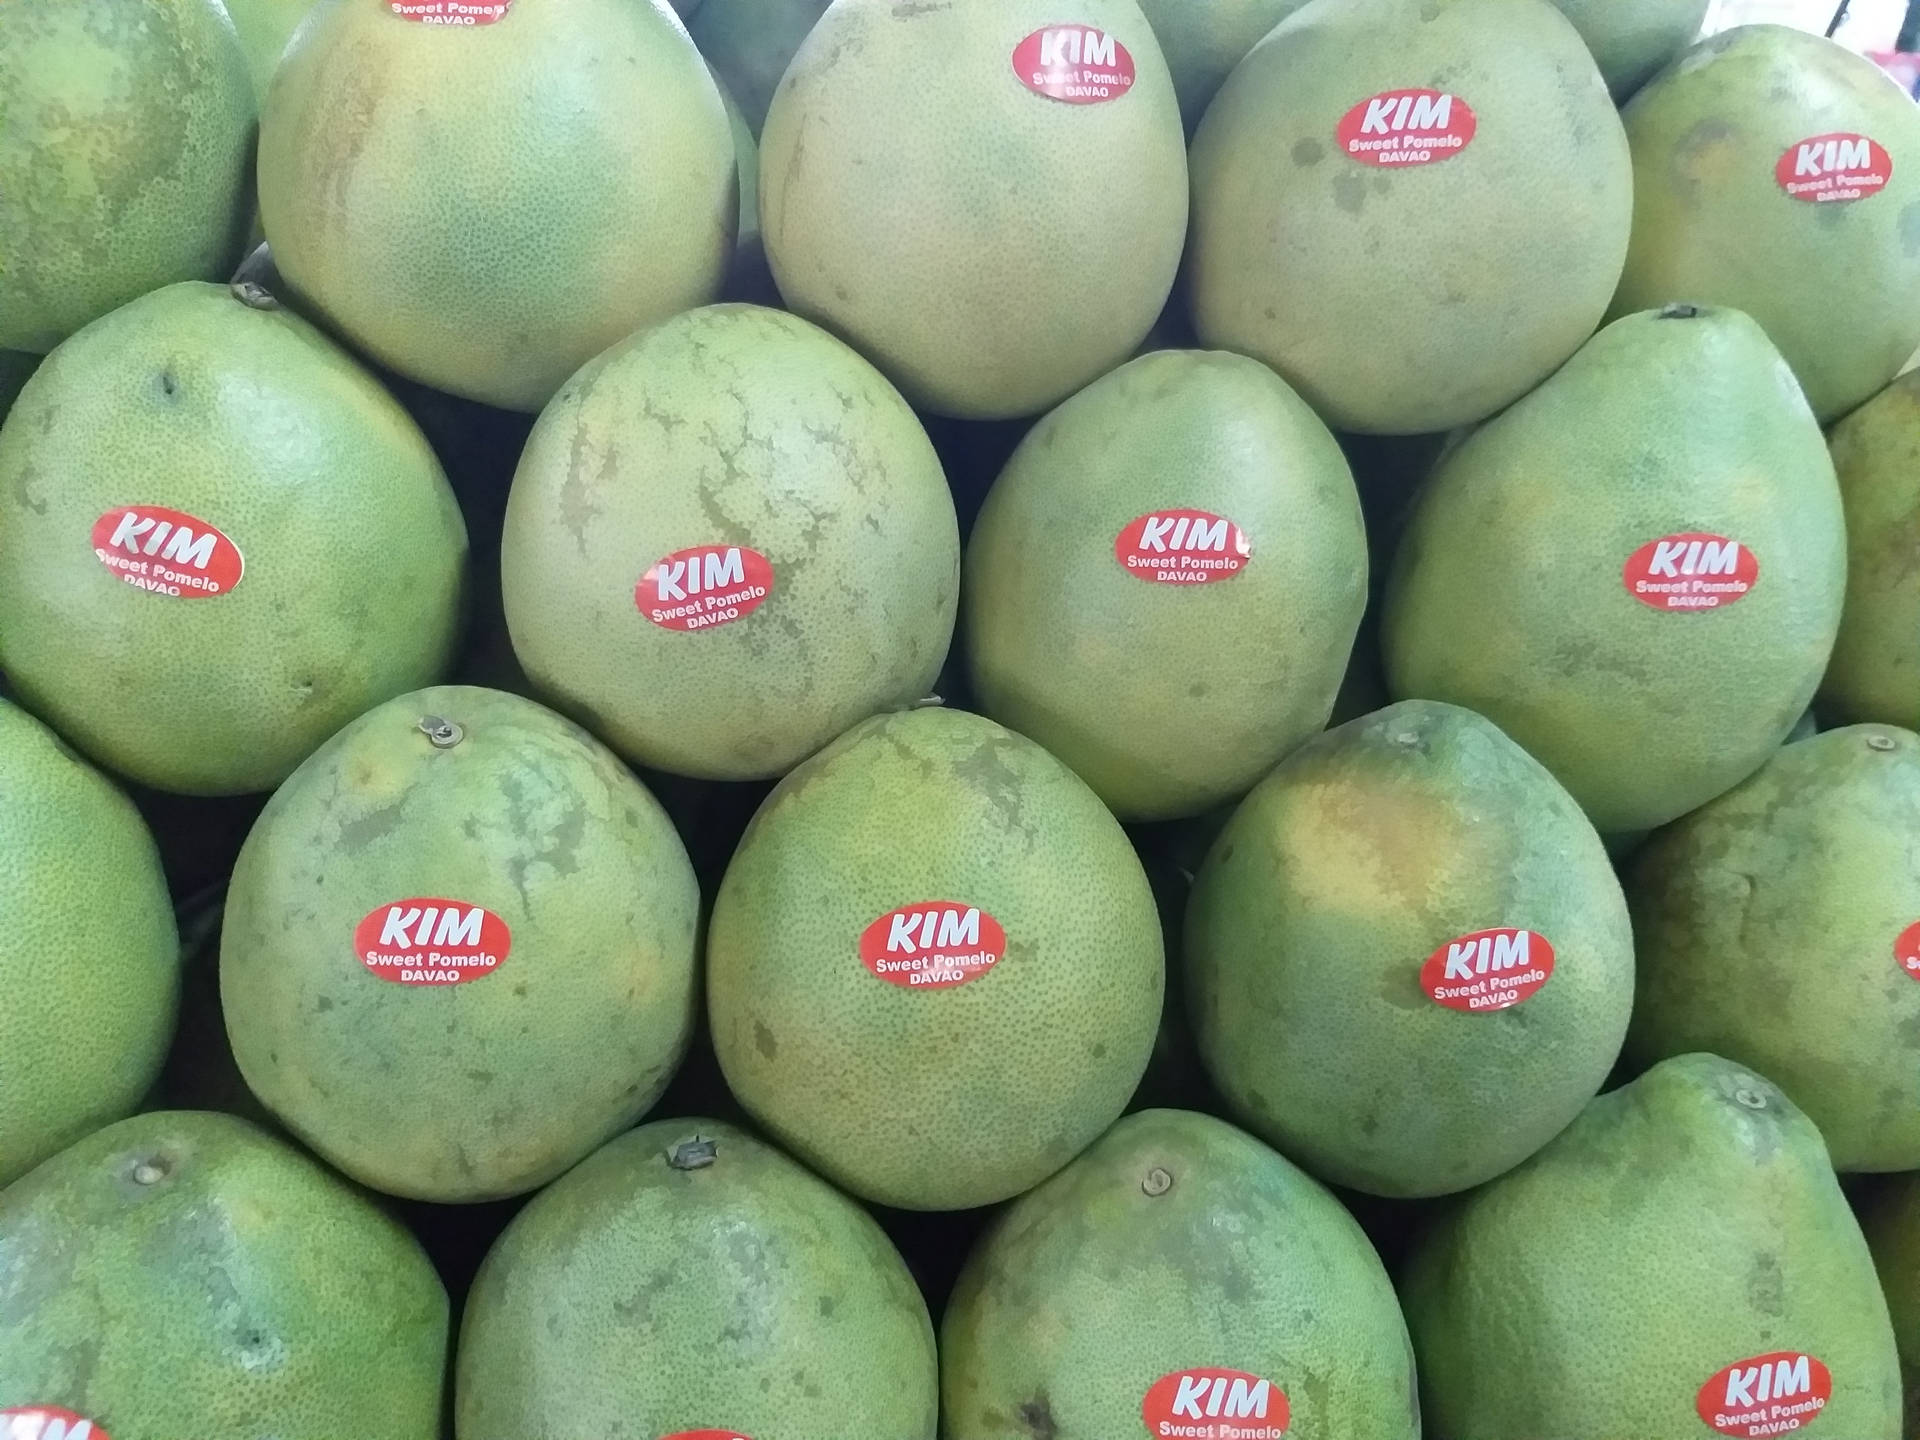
[943,1109,1417,1440]
[455,1118,936,1439]
[1625,725,1920,1172]
[1188,0,1630,435]
[0,281,468,796]
[1820,372,1920,729]
[221,685,701,1202]
[0,1110,447,1438]
[1383,304,1846,834]
[1185,700,1633,1198]
[1860,1175,1920,1416]
[761,0,1189,419]
[1547,0,1707,97]
[0,0,255,355]
[0,353,38,423]
[502,305,958,781]
[1131,0,1306,129]
[708,706,1164,1210]
[1402,1054,1902,1438]
[963,349,1366,822]
[688,0,829,134]
[221,0,315,97]
[0,702,178,1187]
[259,0,735,411]
[1611,25,1920,421]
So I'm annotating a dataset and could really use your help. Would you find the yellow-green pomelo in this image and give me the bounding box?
[221,0,316,97]
[0,281,467,796]
[688,0,828,134]
[1133,0,1306,129]
[708,706,1163,1210]
[943,1109,1418,1440]
[760,0,1188,420]
[963,349,1366,821]
[1820,371,1920,729]
[1185,701,1633,1198]
[0,0,255,355]
[455,1119,936,1440]
[1188,0,1630,436]
[221,685,701,1202]
[0,1110,447,1438]
[502,305,958,780]
[1625,726,1920,1172]
[1612,26,1920,421]
[259,0,735,412]
[1860,1174,1920,1412]
[1546,0,1707,97]
[1402,1054,1902,1438]
[1383,305,1846,834]
[0,702,178,1188]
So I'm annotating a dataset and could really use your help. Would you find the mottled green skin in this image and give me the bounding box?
[964,350,1366,822]
[221,0,315,97]
[1402,1055,1902,1439]
[222,686,701,1201]
[943,1109,1418,1440]
[1185,701,1632,1197]
[1626,726,1920,1172]
[0,281,468,795]
[708,707,1164,1210]
[1547,0,1707,96]
[0,353,38,423]
[0,1110,447,1439]
[260,0,734,411]
[456,1119,936,1440]
[1860,1174,1920,1422]
[502,305,958,780]
[0,702,177,1187]
[1821,372,1920,729]
[1612,25,1920,421]
[689,0,829,134]
[0,0,255,354]
[1384,306,1846,834]
[1135,0,1308,129]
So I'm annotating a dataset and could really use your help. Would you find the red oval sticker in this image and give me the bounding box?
[1897,921,1920,981]
[90,505,244,599]
[1420,928,1554,1013]
[1114,510,1251,585]
[1013,24,1136,104]
[387,0,515,23]
[1776,132,1891,204]
[1337,89,1476,167]
[637,544,774,632]
[353,899,511,986]
[1622,533,1759,611]
[0,1411,108,1440]
[1696,1353,1831,1436]
[859,902,1007,989]
[1142,1370,1289,1438]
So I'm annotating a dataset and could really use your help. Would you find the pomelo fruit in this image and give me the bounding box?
[1187,0,1631,435]
[708,705,1164,1210]
[760,0,1188,419]
[1546,0,1708,97]
[259,0,735,411]
[1185,700,1634,1197]
[687,0,829,134]
[943,1109,1418,1440]
[1383,304,1846,835]
[1133,0,1306,129]
[0,701,178,1187]
[1860,1175,1920,1414]
[1402,1054,1902,1438]
[502,304,958,780]
[1625,725,1920,1173]
[221,0,315,96]
[455,1118,937,1439]
[0,280,468,796]
[962,349,1366,821]
[0,1110,447,1438]
[221,685,701,1202]
[1611,25,1920,421]
[1820,371,1920,729]
[0,0,255,355]
[0,353,38,423]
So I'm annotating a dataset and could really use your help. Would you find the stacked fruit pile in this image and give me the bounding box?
[5,0,1920,1435]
